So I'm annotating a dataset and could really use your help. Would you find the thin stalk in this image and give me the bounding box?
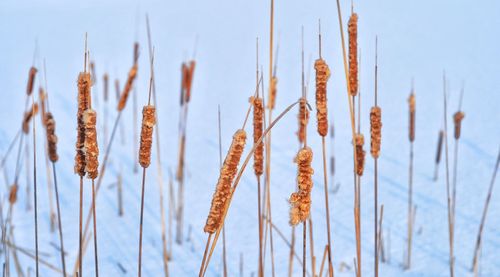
[91,179,99,277]
[78,176,83,277]
[322,137,334,277]
[31,92,39,276]
[138,168,147,277]
[318,245,328,277]
[52,163,67,276]
[443,73,454,277]
[471,148,499,273]
[146,16,169,272]
[308,218,315,277]
[303,222,306,277]
[288,226,295,277]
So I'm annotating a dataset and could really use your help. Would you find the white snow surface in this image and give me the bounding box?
[0,0,499,276]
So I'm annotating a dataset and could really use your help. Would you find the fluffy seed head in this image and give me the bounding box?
[139,105,156,168]
[370,106,382,158]
[27,67,37,96]
[297,97,309,144]
[355,133,366,176]
[251,96,264,176]
[289,147,314,226]
[315,58,330,136]
[117,65,138,111]
[453,111,465,140]
[83,109,99,179]
[45,112,59,162]
[204,129,246,234]
[348,13,359,96]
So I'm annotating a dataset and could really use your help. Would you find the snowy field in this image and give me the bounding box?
[0,0,499,276]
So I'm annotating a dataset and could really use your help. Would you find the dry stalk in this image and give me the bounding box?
[405,90,416,270]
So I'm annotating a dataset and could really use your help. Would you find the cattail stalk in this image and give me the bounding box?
[471,148,499,274]
[72,47,140,276]
[315,25,334,276]
[405,89,416,270]
[371,39,382,277]
[145,18,170,273]
[442,73,454,277]
[200,99,300,276]
[138,104,156,277]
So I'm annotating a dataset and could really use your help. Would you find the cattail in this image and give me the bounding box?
[180,63,188,105]
[435,130,444,164]
[22,103,39,134]
[9,184,18,205]
[27,67,37,96]
[139,105,156,168]
[83,109,99,179]
[39,87,47,126]
[348,13,358,96]
[297,98,309,144]
[185,61,196,103]
[268,76,278,110]
[45,112,59,162]
[103,74,109,102]
[251,96,264,176]
[204,129,247,234]
[133,42,140,64]
[453,111,465,140]
[314,58,330,137]
[408,93,416,142]
[355,133,365,176]
[117,65,138,111]
[176,135,186,181]
[289,147,314,226]
[75,72,91,176]
[370,106,382,159]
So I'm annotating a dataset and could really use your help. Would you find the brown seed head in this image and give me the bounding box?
[27,67,37,96]
[355,133,366,176]
[118,65,138,111]
[9,184,18,205]
[139,105,156,168]
[45,112,59,162]
[75,72,91,176]
[22,103,39,134]
[204,129,247,234]
[453,111,465,140]
[268,76,278,110]
[250,96,264,176]
[348,13,358,96]
[314,58,330,136]
[176,135,186,182]
[408,93,416,142]
[370,106,382,158]
[39,87,47,126]
[83,109,99,179]
[297,97,309,144]
[289,147,314,226]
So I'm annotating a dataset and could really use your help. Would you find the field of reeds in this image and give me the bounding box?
[0,0,499,276]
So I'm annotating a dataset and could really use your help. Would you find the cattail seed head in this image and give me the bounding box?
[453,111,465,140]
[348,13,359,96]
[39,87,47,126]
[370,106,382,159]
[176,135,186,181]
[185,61,196,103]
[103,74,109,102]
[314,58,330,137]
[204,129,247,234]
[27,67,37,96]
[9,184,18,205]
[435,130,444,164]
[118,65,138,111]
[22,103,39,134]
[83,109,99,179]
[289,147,314,226]
[75,72,91,176]
[297,97,310,144]
[268,76,278,110]
[133,42,140,64]
[45,112,59,162]
[250,96,264,176]
[139,105,156,168]
[355,133,365,176]
[408,93,416,142]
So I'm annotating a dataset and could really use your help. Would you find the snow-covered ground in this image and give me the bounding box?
[0,0,499,276]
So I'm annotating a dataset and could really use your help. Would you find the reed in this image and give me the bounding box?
[405,88,416,270]
[370,38,382,277]
[145,16,170,274]
[315,21,334,277]
[471,148,499,275]
[433,130,444,181]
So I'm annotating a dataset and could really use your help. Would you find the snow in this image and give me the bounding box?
[0,0,499,276]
